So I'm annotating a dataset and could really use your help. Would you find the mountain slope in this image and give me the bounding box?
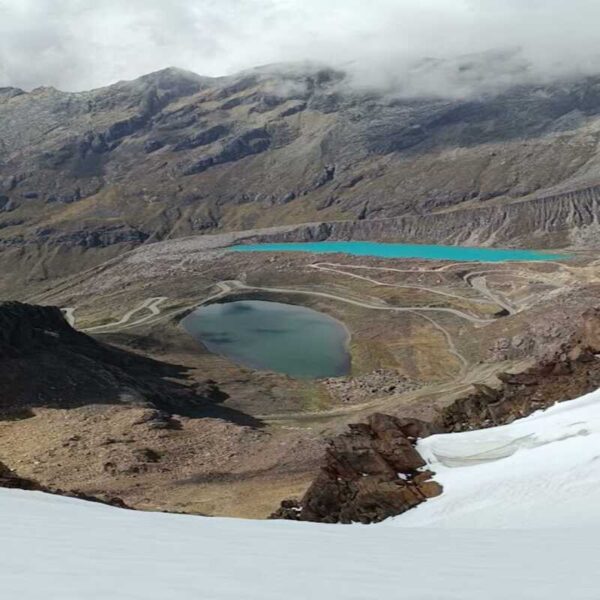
[0,300,223,417]
[3,387,600,599]
[4,62,600,292]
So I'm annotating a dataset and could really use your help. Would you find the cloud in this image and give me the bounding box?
[1,0,600,96]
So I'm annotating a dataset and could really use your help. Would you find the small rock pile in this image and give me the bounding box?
[271,414,442,524]
[324,369,420,404]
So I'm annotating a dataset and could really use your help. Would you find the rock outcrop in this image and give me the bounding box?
[238,185,600,248]
[271,413,442,524]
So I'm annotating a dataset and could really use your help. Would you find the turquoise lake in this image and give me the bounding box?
[181,300,351,379]
[229,241,567,262]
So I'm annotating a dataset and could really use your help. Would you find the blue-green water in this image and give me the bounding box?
[181,300,351,379]
[229,241,567,262]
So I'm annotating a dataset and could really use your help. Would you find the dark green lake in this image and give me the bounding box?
[181,300,351,379]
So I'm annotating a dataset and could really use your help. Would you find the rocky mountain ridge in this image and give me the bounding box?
[272,306,600,524]
[441,307,600,432]
[4,64,600,292]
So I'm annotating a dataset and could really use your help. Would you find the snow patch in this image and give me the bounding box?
[393,389,600,529]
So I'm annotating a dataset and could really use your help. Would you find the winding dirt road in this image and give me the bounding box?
[58,259,560,426]
[309,262,496,307]
[76,283,233,333]
[85,297,168,332]
[73,275,496,335]
[227,280,494,324]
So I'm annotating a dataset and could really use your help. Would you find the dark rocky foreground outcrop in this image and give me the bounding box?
[0,301,226,420]
[0,460,128,508]
[271,414,442,524]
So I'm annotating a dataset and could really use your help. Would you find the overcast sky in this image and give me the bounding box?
[1,0,599,94]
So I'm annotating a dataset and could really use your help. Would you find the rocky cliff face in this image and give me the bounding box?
[0,301,222,418]
[4,65,600,290]
[239,184,600,248]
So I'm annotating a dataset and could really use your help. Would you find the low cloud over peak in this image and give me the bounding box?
[1,0,600,97]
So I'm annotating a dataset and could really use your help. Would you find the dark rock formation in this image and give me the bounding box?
[272,413,442,524]
[0,195,15,212]
[173,124,230,151]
